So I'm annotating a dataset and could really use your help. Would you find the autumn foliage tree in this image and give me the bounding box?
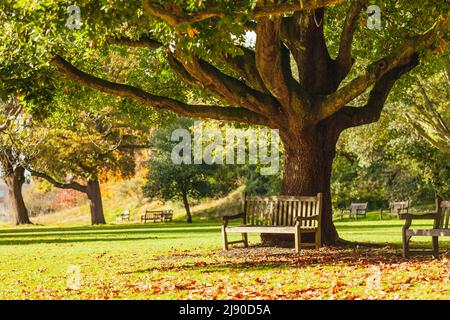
[27,108,150,225]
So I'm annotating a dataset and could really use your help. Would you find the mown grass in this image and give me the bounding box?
[0,213,449,300]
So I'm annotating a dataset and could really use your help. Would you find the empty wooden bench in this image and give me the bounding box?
[141,210,174,223]
[402,198,450,258]
[221,193,322,253]
[380,200,411,219]
[336,202,368,220]
[116,210,130,222]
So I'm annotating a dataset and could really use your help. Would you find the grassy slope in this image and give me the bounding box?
[0,188,449,299]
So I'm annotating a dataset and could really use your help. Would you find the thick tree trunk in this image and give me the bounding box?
[262,128,339,246]
[86,179,106,225]
[181,191,193,223]
[5,166,31,225]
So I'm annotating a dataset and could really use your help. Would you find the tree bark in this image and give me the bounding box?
[262,127,340,246]
[5,166,31,225]
[181,191,193,223]
[86,179,106,225]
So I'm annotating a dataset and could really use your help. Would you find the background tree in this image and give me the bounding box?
[1,0,448,244]
[0,97,42,225]
[404,65,450,154]
[27,105,151,225]
[143,118,239,223]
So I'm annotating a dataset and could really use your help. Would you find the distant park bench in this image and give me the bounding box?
[401,198,450,258]
[221,193,322,253]
[380,200,411,219]
[335,202,368,220]
[116,210,130,222]
[141,210,174,223]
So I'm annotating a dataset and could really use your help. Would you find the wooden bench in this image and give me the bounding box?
[380,200,411,219]
[116,210,130,222]
[221,193,322,253]
[402,198,450,258]
[336,202,368,220]
[141,210,174,223]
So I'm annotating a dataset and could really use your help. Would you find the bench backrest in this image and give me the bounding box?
[145,210,173,216]
[350,203,368,214]
[437,201,450,229]
[243,193,322,228]
[163,210,174,217]
[122,210,130,217]
[389,200,411,214]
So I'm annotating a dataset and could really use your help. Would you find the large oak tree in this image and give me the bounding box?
[1,0,448,242]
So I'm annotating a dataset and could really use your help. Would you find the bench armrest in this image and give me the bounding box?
[221,212,244,221]
[399,212,437,220]
[295,215,319,222]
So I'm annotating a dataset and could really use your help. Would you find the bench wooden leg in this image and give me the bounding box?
[402,235,411,258]
[315,230,321,250]
[242,233,248,248]
[222,225,229,251]
[432,236,439,259]
[402,219,412,258]
[295,227,301,253]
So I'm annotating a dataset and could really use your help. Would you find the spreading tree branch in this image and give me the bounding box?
[336,0,368,79]
[29,169,88,193]
[51,55,271,126]
[142,0,345,27]
[255,16,293,108]
[219,46,269,94]
[176,54,279,118]
[318,16,448,121]
[109,36,163,49]
[335,53,420,130]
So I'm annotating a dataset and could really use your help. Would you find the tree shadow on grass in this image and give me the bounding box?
[0,221,222,235]
[125,244,449,274]
[125,245,448,275]
[0,235,163,245]
[0,226,220,240]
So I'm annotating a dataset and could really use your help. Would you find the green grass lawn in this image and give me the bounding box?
[0,215,449,300]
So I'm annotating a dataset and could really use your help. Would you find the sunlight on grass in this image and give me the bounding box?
[0,217,448,300]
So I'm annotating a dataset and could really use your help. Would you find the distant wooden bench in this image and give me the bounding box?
[336,202,368,220]
[141,210,174,223]
[380,200,411,219]
[117,210,130,222]
[221,193,322,253]
[401,198,450,258]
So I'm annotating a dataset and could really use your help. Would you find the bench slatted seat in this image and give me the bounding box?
[402,198,450,258]
[221,193,322,253]
[141,210,174,223]
[336,202,368,220]
[380,200,411,219]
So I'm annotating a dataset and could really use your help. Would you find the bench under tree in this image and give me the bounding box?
[401,197,450,258]
[141,210,174,223]
[380,200,411,219]
[221,193,322,253]
[117,209,130,222]
[336,202,368,220]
